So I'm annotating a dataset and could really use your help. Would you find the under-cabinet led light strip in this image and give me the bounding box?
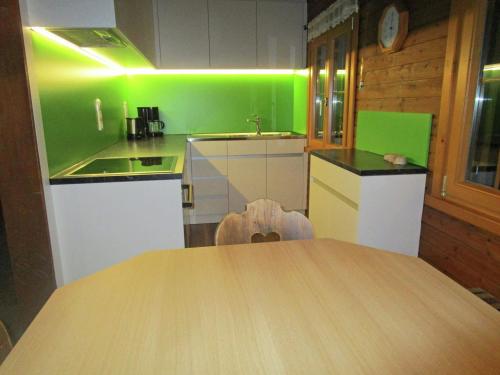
[126,68,303,75]
[31,27,125,71]
[31,27,309,76]
[484,64,500,71]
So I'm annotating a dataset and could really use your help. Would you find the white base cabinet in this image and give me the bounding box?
[51,179,185,284]
[187,138,307,224]
[309,155,426,256]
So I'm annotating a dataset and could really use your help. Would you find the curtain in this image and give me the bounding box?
[307,0,359,41]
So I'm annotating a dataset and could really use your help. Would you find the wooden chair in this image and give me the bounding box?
[0,320,12,365]
[215,199,314,246]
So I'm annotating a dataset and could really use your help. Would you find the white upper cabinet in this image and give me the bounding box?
[208,0,257,68]
[257,1,306,68]
[26,0,117,28]
[157,0,210,68]
[27,0,306,69]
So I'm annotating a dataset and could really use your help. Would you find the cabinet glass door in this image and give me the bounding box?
[313,42,328,141]
[329,33,349,145]
[307,15,357,150]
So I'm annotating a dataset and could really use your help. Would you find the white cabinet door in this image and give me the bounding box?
[157,0,210,68]
[51,180,185,285]
[26,0,117,27]
[190,141,228,223]
[267,155,305,210]
[257,0,306,68]
[228,157,266,212]
[208,0,257,68]
[309,176,359,243]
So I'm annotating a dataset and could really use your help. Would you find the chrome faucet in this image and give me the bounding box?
[246,115,262,135]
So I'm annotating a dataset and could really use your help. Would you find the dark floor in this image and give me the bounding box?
[0,207,22,343]
[185,223,218,248]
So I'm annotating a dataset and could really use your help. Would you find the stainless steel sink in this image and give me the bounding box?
[188,131,304,141]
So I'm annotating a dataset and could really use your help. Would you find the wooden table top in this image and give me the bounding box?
[1,239,499,374]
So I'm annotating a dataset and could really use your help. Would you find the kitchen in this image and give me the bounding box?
[0,0,499,372]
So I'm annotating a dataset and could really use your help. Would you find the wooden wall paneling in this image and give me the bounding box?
[419,207,500,298]
[0,0,56,340]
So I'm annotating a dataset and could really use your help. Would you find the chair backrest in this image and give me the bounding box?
[215,199,314,246]
[0,320,12,365]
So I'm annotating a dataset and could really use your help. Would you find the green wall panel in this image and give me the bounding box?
[356,111,432,167]
[293,74,308,134]
[33,31,308,175]
[32,32,126,175]
[125,74,298,134]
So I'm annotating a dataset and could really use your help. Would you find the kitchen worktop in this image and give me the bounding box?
[311,149,428,176]
[50,135,187,184]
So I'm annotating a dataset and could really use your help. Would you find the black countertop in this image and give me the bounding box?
[50,135,187,184]
[311,149,428,176]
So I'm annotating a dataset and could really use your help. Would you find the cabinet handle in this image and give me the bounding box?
[182,184,193,208]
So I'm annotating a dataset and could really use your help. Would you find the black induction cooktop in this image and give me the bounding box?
[70,156,177,176]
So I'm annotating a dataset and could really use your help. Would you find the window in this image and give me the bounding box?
[430,0,500,234]
[307,16,358,149]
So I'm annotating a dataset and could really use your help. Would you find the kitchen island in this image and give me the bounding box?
[49,135,188,284]
[309,149,427,256]
[1,239,499,374]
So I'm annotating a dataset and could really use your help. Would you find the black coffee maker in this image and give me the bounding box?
[137,107,165,137]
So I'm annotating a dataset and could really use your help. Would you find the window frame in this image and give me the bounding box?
[306,15,358,150]
[428,0,500,234]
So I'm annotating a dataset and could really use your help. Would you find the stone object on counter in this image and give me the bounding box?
[384,153,407,165]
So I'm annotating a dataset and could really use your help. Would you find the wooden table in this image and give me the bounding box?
[1,239,500,374]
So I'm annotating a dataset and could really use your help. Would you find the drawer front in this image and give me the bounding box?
[192,158,227,177]
[191,141,227,157]
[193,177,228,197]
[310,155,360,204]
[309,177,359,242]
[227,140,266,156]
[193,197,228,215]
[266,139,305,154]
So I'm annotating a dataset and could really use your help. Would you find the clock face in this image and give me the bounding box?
[380,6,400,48]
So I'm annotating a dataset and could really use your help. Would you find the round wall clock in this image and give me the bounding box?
[378,2,409,53]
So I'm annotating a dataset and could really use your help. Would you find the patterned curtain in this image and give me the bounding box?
[307,0,359,41]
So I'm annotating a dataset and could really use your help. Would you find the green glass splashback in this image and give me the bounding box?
[293,74,308,134]
[32,32,126,175]
[32,31,308,175]
[356,111,433,167]
[125,74,298,134]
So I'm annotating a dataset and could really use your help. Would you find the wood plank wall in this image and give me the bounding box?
[356,0,450,194]
[308,0,500,298]
[0,0,57,340]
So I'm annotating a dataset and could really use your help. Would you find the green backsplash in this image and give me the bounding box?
[292,74,308,134]
[32,32,126,175]
[125,74,300,134]
[32,31,308,175]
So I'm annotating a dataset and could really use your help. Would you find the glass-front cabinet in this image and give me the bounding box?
[307,16,358,149]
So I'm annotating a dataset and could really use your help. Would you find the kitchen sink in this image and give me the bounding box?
[69,156,177,176]
[188,131,303,141]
